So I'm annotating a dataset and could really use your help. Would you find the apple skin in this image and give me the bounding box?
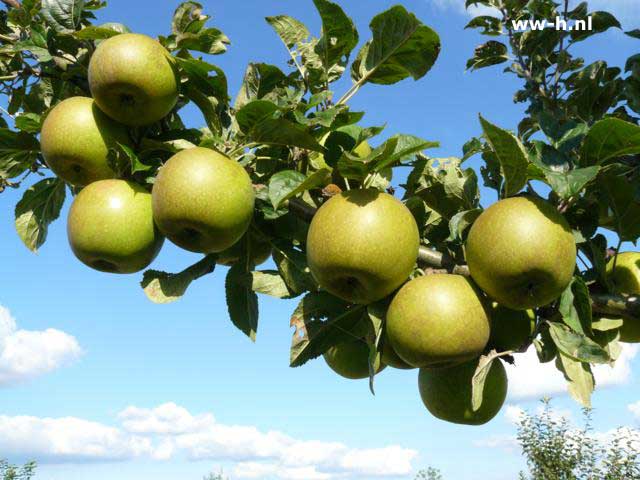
[152,147,255,254]
[324,340,385,380]
[40,97,130,186]
[386,274,490,368]
[419,358,508,425]
[606,252,640,342]
[67,179,164,273]
[306,189,419,305]
[466,196,576,310]
[381,340,415,370]
[489,304,536,352]
[88,33,179,126]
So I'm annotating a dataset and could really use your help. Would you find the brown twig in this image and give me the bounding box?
[1,0,21,9]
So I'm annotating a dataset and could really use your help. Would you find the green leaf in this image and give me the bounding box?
[13,40,52,62]
[247,118,324,152]
[548,322,610,364]
[235,63,288,109]
[141,255,217,304]
[313,0,358,83]
[351,5,440,86]
[238,270,293,299]
[290,292,367,367]
[571,11,621,43]
[74,23,129,40]
[41,0,84,33]
[581,118,640,165]
[272,242,316,296]
[555,352,594,408]
[471,353,498,412]
[465,15,502,36]
[176,57,228,100]
[558,277,592,335]
[268,170,306,210]
[447,208,482,242]
[226,263,259,341]
[337,135,437,183]
[366,301,385,395]
[14,178,66,252]
[172,2,207,35]
[543,166,599,200]
[236,100,280,133]
[466,41,508,70]
[176,57,228,133]
[0,130,40,180]
[266,15,310,48]
[14,113,42,134]
[177,28,230,55]
[592,317,624,332]
[479,115,529,197]
[598,169,640,242]
[272,168,331,208]
[534,325,558,364]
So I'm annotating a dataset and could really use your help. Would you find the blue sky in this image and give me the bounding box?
[0,1,639,479]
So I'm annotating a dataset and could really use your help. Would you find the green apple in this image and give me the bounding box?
[381,340,415,370]
[152,147,255,253]
[418,358,508,425]
[466,196,576,310]
[324,340,385,380]
[489,303,536,352]
[217,232,272,267]
[606,252,640,342]
[40,97,130,186]
[88,33,179,126]
[306,189,419,304]
[67,179,164,273]
[386,274,490,367]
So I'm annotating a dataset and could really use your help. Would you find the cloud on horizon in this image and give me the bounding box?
[0,305,82,387]
[506,344,638,401]
[0,402,418,480]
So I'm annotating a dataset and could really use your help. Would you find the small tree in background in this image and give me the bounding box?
[0,461,36,480]
[517,400,640,480]
[415,467,444,480]
[416,400,640,480]
[203,471,228,480]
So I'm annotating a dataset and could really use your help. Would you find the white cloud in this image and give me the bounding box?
[0,415,153,462]
[629,401,640,420]
[0,306,82,386]
[506,344,638,401]
[118,403,215,435]
[0,403,417,479]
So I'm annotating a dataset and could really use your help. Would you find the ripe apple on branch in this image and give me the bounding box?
[0,0,639,426]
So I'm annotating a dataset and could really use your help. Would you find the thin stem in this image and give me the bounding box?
[337,81,363,106]
[0,105,14,119]
[0,0,21,8]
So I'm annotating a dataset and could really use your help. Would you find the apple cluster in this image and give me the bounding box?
[34,31,640,428]
[310,192,640,425]
[40,33,256,274]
